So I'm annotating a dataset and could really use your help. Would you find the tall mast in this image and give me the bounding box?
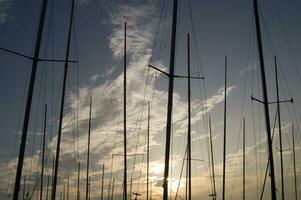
[40,104,47,200]
[111,178,115,200]
[101,163,105,200]
[274,57,284,200]
[77,162,81,200]
[163,0,178,199]
[67,177,69,200]
[209,117,216,200]
[292,123,297,200]
[13,0,48,199]
[123,21,128,200]
[147,102,150,200]
[243,118,246,200]
[253,0,277,198]
[86,97,92,200]
[222,55,227,200]
[187,33,192,200]
[51,0,75,199]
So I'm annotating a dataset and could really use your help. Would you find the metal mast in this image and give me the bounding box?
[274,57,285,200]
[209,117,216,200]
[222,55,227,200]
[86,97,92,200]
[13,0,48,199]
[77,162,81,200]
[253,0,277,198]
[67,177,69,200]
[123,22,128,200]
[101,163,105,200]
[163,0,178,199]
[147,102,151,200]
[187,33,192,200]
[51,0,75,199]
[292,123,297,200]
[40,104,48,200]
[243,118,246,200]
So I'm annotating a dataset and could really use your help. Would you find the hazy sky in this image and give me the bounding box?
[0,0,301,199]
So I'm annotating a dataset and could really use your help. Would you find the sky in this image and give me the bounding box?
[0,0,301,199]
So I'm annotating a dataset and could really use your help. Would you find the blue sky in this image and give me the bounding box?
[0,0,301,199]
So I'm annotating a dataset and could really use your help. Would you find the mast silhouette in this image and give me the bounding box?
[123,21,128,200]
[13,0,48,199]
[40,104,48,200]
[222,55,227,200]
[253,0,277,198]
[292,123,297,200]
[163,0,178,199]
[51,0,75,199]
[274,57,285,200]
[187,33,192,200]
[147,102,150,200]
[77,162,81,200]
[86,97,92,200]
[243,118,246,200]
[101,163,105,200]
[209,117,216,200]
[67,177,69,200]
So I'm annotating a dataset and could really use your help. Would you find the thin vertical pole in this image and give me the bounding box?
[86,97,92,200]
[77,162,80,200]
[292,123,297,200]
[111,178,115,200]
[40,104,47,200]
[274,57,284,200]
[101,163,104,200]
[147,102,150,200]
[243,118,246,200]
[209,117,216,199]
[67,177,69,200]
[46,175,50,200]
[253,0,277,198]
[63,185,66,200]
[13,0,48,199]
[51,0,75,199]
[187,33,192,200]
[222,55,227,200]
[123,22,128,200]
[163,0,178,199]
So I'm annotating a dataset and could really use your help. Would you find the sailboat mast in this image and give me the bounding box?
[209,117,216,199]
[67,177,69,200]
[77,162,81,200]
[123,22,128,200]
[187,33,192,200]
[13,0,48,199]
[243,118,246,200]
[51,0,75,199]
[86,97,92,200]
[292,123,297,200]
[253,0,277,198]
[40,104,48,200]
[274,57,285,200]
[101,163,104,200]
[163,0,178,199]
[222,55,227,200]
[146,102,151,200]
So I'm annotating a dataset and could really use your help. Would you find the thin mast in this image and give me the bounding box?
[163,0,178,199]
[147,102,150,200]
[77,162,81,200]
[187,33,192,200]
[51,0,75,199]
[275,57,284,200]
[123,22,128,200]
[292,123,297,200]
[243,118,246,200]
[111,178,115,200]
[86,97,93,200]
[40,104,47,200]
[222,55,227,200]
[13,0,48,199]
[67,177,69,200]
[101,163,105,200]
[253,0,277,198]
[209,117,216,200]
